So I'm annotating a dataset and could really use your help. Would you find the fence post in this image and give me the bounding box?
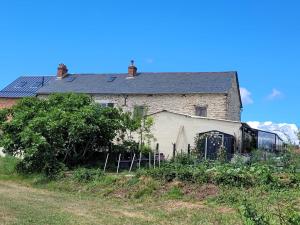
[204,138,208,160]
[173,143,176,158]
[138,152,142,169]
[188,144,191,155]
[148,152,151,168]
[129,153,136,172]
[153,149,156,169]
[157,143,160,168]
[117,153,121,174]
[103,153,109,173]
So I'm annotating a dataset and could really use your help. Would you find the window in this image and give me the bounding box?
[95,100,114,108]
[195,106,207,117]
[133,105,146,119]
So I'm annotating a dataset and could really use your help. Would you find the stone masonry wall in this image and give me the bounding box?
[92,93,229,120]
[226,76,242,121]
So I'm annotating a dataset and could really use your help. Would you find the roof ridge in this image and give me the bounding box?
[70,71,236,75]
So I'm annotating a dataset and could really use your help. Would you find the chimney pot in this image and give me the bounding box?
[57,63,68,79]
[128,60,137,77]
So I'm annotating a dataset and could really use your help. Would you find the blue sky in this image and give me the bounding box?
[0,0,299,125]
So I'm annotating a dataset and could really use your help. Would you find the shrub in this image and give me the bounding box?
[171,152,196,165]
[72,168,104,182]
[137,162,299,188]
[239,199,270,225]
[0,94,138,177]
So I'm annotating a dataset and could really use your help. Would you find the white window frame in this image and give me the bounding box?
[95,100,115,108]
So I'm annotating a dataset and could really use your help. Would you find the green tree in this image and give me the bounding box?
[132,106,156,152]
[0,93,137,176]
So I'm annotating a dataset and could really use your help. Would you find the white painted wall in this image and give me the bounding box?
[149,111,242,159]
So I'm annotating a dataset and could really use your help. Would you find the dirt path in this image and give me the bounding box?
[0,180,239,225]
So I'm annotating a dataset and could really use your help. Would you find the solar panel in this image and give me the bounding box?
[66,77,76,82]
[107,76,117,82]
[30,82,42,88]
[14,81,27,88]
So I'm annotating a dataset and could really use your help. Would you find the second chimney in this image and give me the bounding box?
[128,60,137,77]
[57,63,68,79]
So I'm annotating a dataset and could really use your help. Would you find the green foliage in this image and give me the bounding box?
[72,167,104,183]
[137,161,300,188]
[132,177,159,199]
[166,186,184,199]
[239,199,270,225]
[217,145,227,163]
[132,105,156,148]
[0,108,9,124]
[0,93,138,177]
[171,152,196,165]
[0,156,20,175]
[194,134,208,159]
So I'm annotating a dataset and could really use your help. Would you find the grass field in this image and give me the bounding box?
[0,155,299,225]
[0,180,242,225]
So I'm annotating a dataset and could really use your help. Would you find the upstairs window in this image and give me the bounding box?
[133,105,146,120]
[95,100,114,108]
[195,106,207,117]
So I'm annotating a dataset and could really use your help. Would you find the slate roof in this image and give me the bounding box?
[0,76,53,98]
[37,71,238,94]
[1,72,242,107]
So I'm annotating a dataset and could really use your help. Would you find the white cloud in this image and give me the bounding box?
[240,87,253,105]
[267,88,283,100]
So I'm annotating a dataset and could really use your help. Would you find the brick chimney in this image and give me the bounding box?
[57,63,68,79]
[128,60,137,77]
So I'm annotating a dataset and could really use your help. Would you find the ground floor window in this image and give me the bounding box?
[95,100,115,108]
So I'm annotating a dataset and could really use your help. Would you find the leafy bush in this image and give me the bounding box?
[239,199,270,225]
[72,168,104,182]
[171,152,196,165]
[0,94,138,177]
[137,162,300,188]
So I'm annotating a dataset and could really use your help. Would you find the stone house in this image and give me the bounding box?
[1,63,284,157]
[36,62,243,121]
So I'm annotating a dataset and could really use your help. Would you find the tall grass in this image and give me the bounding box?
[0,155,20,175]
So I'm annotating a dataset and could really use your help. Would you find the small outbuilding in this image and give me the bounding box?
[197,130,236,160]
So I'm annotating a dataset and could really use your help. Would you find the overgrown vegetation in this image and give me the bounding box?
[0,151,300,224]
[0,94,299,224]
[0,94,144,177]
[137,157,300,188]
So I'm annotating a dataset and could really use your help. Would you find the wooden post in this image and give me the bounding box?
[204,137,208,160]
[138,152,142,169]
[129,153,136,172]
[153,149,156,169]
[148,152,151,168]
[117,153,121,174]
[173,143,176,158]
[157,143,161,168]
[103,153,109,173]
